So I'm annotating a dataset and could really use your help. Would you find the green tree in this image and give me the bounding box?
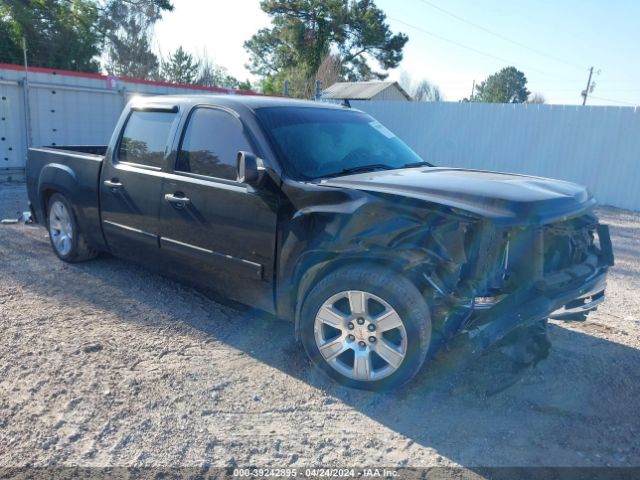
[0,0,101,72]
[260,74,281,95]
[101,0,173,78]
[467,66,530,103]
[160,47,199,84]
[0,14,22,64]
[245,0,408,97]
[237,79,252,91]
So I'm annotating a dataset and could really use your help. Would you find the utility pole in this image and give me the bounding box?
[21,37,33,149]
[581,66,594,106]
[22,36,28,70]
[470,79,475,100]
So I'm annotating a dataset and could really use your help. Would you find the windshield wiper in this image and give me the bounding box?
[402,161,433,168]
[321,164,395,179]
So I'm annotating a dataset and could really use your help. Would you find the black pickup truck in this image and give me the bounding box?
[26,95,614,390]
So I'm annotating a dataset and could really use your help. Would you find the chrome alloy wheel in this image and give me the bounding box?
[48,200,73,256]
[313,290,408,382]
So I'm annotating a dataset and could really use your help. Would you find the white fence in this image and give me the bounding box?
[1,64,639,210]
[352,101,640,211]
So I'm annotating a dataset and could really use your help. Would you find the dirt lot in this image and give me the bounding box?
[1,182,639,469]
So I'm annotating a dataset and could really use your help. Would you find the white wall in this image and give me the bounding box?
[371,86,410,101]
[353,101,640,211]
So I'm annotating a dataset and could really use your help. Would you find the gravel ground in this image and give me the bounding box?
[0,182,639,469]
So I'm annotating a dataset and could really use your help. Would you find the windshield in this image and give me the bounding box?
[255,106,431,180]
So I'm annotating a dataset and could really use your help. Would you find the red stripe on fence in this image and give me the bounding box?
[0,63,260,96]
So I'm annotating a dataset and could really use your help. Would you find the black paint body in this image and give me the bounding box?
[26,95,613,350]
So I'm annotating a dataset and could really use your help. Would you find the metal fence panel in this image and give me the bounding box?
[29,83,122,147]
[352,101,640,211]
[0,80,26,171]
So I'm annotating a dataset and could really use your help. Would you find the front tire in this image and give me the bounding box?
[47,193,98,263]
[300,266,432,390]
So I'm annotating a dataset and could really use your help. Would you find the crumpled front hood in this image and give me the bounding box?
[319,167,596,225]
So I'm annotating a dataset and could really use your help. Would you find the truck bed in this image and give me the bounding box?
[48,145,108,156]
[26,146,107,251]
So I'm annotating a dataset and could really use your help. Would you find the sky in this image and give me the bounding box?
[153,0,640,106]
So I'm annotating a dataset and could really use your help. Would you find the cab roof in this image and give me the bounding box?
[128,94,352,116]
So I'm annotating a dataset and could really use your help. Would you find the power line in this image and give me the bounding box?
[391,16,512,64]
[534,84,640,92]
[389,16,572,80]
[417,0,585,71]
[589,95,638,106]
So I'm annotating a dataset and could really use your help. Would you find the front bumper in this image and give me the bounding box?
[549,282,605,320]
[546,223,613,320]
[457,223,614,354]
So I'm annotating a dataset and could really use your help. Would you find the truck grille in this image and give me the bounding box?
[543,214,596,274]
[448,214,600,298]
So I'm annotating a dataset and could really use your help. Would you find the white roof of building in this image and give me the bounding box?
[322,81,412,100]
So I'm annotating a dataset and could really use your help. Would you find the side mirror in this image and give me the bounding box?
[236,151,265,186]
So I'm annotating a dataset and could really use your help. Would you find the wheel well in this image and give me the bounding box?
[41,189,58,224]
[292,255,418,340]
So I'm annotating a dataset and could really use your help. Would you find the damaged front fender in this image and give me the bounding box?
[276,181,484,339]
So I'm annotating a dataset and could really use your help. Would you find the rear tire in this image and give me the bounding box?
[47,193,98,263]
[300,265,432,390]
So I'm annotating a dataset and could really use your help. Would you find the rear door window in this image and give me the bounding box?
[118,111,176,168]
[175,108,253,180]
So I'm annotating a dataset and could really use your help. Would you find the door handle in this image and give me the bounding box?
[164,193,191,209]
[103,179,123,193]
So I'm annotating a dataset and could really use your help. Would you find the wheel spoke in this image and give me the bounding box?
[375,309,403,332]
[63,236,71,252]
[374,339,404,369]
[317,305,347,329]
[319,337,348,361]
[50,219,62,231]
[48,201,74,256]
[347,291,367,315]
[353,351,371,380]
[314,289,408,383]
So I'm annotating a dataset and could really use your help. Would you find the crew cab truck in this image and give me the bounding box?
[26,95,614,390]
